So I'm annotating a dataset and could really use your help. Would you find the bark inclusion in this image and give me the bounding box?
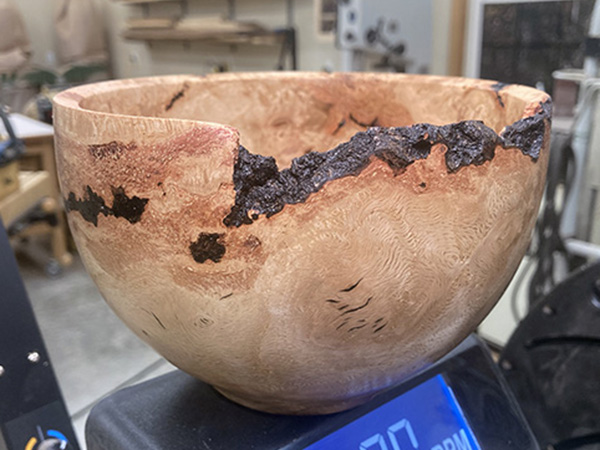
[64,185,148,226]
[224,100,552,228]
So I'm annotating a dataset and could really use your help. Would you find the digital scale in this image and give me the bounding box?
[85,335,539,450]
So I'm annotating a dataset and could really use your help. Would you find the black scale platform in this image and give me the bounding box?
[86,335,539,450]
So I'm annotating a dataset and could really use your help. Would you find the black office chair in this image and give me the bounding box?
[500,262,600,450]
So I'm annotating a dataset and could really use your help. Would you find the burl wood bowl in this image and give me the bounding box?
[53,73,551,414]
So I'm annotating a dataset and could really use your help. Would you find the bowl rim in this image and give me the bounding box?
[53,72,551,129]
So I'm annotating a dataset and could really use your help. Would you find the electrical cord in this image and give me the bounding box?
[0,105,24,163]
[510,257,535,322]
[275,28,296,71]
[527,138,576,308]
[551,433,600,449]
[510,135,575,321]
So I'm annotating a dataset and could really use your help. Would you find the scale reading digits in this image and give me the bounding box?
[304,376,479,450]
[305,375,479,450]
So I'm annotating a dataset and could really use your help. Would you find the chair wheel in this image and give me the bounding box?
[45,259,62,277]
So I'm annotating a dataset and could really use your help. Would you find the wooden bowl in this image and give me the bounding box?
[53,73,551,414]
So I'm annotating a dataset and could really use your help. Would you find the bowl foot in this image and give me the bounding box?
[212,385,380,416]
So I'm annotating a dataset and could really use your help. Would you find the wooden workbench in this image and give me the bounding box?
[0,114,72,269]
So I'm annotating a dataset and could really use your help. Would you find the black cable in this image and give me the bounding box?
[0,106,24,163]
[551,433,600,449]
[510,257,535,322]
[275,29,288,70]
[528,134,578,309]
[275,28,297,71]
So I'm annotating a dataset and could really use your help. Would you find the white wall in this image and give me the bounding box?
[10,0,343,77]
[103,0,343,79]
[13,0,455,79]
[430,0,452,76]
[12,0,56,68]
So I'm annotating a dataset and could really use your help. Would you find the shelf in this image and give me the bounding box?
[117,2,293,55]
[123,28,285,45]
[116,0,184,4]
[122,17,286,46]
[127,17,179,29]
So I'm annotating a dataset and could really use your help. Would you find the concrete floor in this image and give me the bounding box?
[17,245,175,449]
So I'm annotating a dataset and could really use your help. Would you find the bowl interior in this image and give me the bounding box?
[77,74,532,168]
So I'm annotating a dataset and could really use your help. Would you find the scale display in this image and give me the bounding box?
[304,375,480,450]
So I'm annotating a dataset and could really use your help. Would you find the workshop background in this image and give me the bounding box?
[1,1,599,449]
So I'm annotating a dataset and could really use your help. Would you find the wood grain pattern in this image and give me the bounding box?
[53,73,551,414]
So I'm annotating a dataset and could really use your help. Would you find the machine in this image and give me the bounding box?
[336,0,432,73]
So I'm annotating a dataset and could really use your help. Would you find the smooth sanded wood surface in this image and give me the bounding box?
[53,73,550,414]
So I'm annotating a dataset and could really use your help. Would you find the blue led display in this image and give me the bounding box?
[304,375,480,450]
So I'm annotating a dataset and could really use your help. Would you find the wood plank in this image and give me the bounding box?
[0,171,52,225]
[127,17,178,29]
[177,16,263,33]
[448,0,467,76]
[122,15,283,45]
[122,28,284,45]
[0,162,19,201]
[116,0,182,4]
